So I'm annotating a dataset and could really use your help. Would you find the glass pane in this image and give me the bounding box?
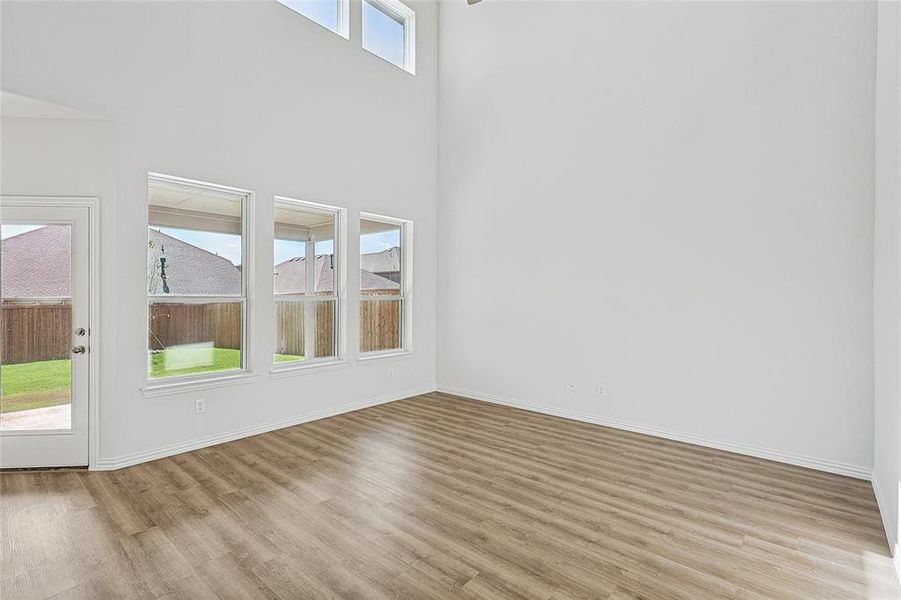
[274,200,337,298]
[274,201,338,364]
[362,0,405,69]
[1,224,73,431]
[148,178,244,298]
[278,0,340,33]
[148,301,243,378]
[148,227,242,297]
[148,177,246,380]
[360,298,402,353]
[360,218,401,296]
[274,300,336,362]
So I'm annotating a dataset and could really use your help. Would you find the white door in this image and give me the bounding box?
[0,202,91,468]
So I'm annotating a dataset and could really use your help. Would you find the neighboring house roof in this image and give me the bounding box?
[361,246,400,274]
[148,229,242,295]
[1,225,71,298]
[274,255,399,294]
[3,226,399,299]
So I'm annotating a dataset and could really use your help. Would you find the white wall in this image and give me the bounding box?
[0,0,888,493]
[0,0,437,467]
[874,0,901,571]
[437,1,877,476]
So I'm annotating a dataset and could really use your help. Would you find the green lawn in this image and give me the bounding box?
[149,347,303,378]
[0,358,72,414]
[274,353,304,363]
[1,349,305,413]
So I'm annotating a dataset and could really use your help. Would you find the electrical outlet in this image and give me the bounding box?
[568,380,576,393]
[597,384,607,398]
[388,367,395,379]
[195,399,206,414]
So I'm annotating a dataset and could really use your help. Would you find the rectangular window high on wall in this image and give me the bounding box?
[277,0,349,38]
[273,198,342,366]
[362,0,415,74]
[360,214,410,354]
[147,174,251,381]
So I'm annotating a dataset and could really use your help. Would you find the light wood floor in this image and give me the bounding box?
[2,392,899,599]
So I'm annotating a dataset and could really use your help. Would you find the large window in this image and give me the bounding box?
[362,0,415,74]
[360,214,409,354]
[147,174,250,380]
[273,198,341,366]
[277,0,349,38]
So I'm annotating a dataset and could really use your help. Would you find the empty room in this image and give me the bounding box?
[0,0,899,598]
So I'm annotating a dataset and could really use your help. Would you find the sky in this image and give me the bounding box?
[3,225,397,268]
[362,0,405,68]
[1,225,44,240]
[6,221,397,266]
[152,226,398,267]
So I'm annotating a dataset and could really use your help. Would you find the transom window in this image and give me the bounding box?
[362,0,415,74]
[147,174,251,380]
[277,0,349,38]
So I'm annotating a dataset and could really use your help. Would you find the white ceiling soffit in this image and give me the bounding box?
[274,204,335,229]
[361,218,401,235]
[149,180,244,217]
[0,91,106,120]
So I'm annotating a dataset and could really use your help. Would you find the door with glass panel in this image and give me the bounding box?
[0,202,90,468]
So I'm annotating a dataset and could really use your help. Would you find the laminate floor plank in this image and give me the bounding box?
[1,392,898,599]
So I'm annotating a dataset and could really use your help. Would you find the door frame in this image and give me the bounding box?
[1,196,100,468]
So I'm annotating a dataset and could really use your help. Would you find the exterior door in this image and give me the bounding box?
[0,202,91,468]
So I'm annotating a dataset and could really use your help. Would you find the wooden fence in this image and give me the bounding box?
[2,298,401,365]
[360,298,401,353]
[1,302,72,364]
[149,302,243,353]
[274,301,335,359]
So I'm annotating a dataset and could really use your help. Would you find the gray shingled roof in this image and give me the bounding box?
[3,226,398,299]
[274,255,398,294]
[360,246,400,274]
[1,225,71,298]
[148,229,242,295]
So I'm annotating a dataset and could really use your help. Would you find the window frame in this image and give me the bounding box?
[271,196,347,375]
[143,172,255,394]
[361,0,416,75]
[276,0,350,39]
[359,212,412,359]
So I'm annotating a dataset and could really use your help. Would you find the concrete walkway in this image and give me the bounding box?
[0,404,70,430]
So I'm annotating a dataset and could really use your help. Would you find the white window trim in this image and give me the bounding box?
[142,173,255,396]
[276,0,350,39]
[270,358,349,378]
[270,196,347,376]
[142,372,260,399]
[357,348,413,364]
[359,212,412,360]
[362,0,416,75]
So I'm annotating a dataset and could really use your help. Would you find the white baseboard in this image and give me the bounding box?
[91,385,434,471]
[436,385,872,480]
[872,471,901,584]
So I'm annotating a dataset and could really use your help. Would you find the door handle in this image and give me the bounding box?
[72,346,86,355]
[75,328,86,337]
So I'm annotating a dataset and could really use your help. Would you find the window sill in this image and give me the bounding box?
[270,359,348,379]
[357,350,413,365]
[141,371,259,398]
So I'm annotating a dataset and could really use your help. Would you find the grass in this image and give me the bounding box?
[0,358,72,414]
[149,347,242,378]
[148,347,303,378]
[1,349,305,413]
